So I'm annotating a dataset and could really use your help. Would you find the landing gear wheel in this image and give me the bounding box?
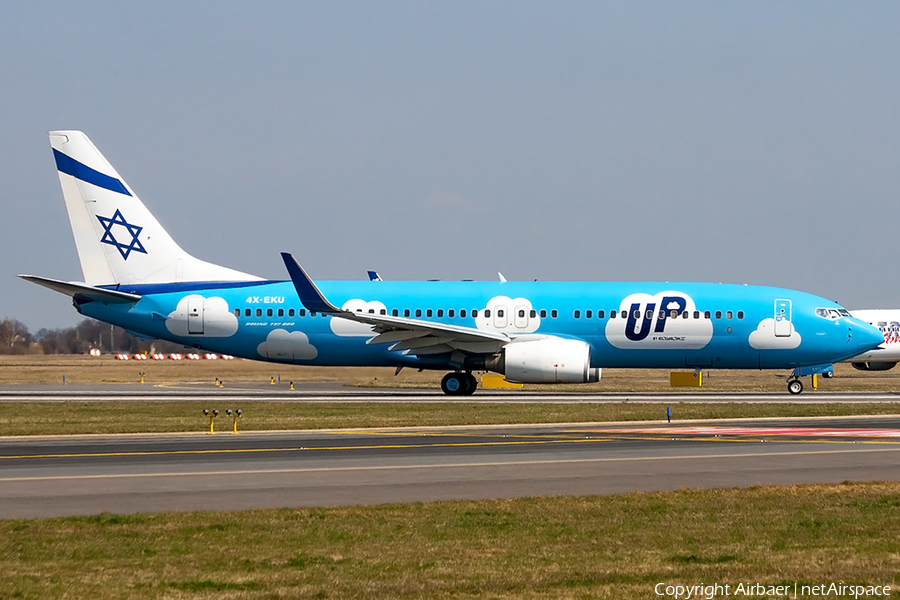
[441,372,479,396]
[463,373,477,396]
[441,373,465,396]
[787,379,803,395]
[823,371,834,379]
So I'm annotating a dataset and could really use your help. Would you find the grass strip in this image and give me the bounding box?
[1,482,899,599]
[1,401,900,436]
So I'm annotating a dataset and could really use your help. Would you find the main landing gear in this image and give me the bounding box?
[441,372,477,396]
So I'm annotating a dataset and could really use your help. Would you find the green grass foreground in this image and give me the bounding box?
[3,401,900,436]
[2,483,899,599]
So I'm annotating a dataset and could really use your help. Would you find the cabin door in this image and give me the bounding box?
[774,299,791,337]
[188,296,204,334]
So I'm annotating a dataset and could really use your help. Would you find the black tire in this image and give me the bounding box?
[787,379,803,395]
[441,373,464,396]
[462,373,478,395]
[823,371,834,379]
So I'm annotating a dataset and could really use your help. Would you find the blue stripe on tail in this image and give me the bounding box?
[53,149,132,196]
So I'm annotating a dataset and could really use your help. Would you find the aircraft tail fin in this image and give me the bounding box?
[49,131,260,286]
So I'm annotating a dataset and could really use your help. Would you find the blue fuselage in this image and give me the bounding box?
[78,279,883,371]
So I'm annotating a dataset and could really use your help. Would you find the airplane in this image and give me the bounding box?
[837,309,900,372]
[20,131,886,396]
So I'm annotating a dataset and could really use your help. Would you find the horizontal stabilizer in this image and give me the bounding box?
[19,275,141,303]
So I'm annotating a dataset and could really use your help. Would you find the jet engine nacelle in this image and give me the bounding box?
[487,338,601,384]
[850,361,897,372]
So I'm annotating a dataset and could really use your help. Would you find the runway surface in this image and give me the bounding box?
[2,383,900,402]
[2,410,900,519]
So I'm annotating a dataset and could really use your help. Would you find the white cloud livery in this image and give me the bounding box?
[474,296,540,334]
[330,299,387,336]
[257,329,318,360]
[605,291,713,350]
[748,318,802,350]
[166,295,238,337]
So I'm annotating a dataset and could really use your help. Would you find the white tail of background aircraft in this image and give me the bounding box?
[48,131,260,286]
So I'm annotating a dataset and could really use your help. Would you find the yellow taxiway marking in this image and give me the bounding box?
[0,437,612,461]
[1,447,898,483]
[3,430,898,461]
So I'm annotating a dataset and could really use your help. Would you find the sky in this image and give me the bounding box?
[2,1,899,332]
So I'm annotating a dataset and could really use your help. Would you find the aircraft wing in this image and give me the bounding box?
[281,253,509,355]
[18,275,141,304]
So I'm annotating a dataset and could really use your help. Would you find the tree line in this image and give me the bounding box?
[0,317,187,355]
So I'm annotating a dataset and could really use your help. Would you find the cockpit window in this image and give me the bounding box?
[816,308,843,320]
[839,309,851,317]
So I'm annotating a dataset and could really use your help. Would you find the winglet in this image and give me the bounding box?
[281,253,342,314]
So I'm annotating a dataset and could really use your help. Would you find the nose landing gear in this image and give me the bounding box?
[787,378,803,395]
[441,372,478,396]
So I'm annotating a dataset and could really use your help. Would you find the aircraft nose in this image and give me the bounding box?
[855,320,885,352]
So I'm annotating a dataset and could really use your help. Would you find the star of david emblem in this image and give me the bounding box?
[96,209,147,260]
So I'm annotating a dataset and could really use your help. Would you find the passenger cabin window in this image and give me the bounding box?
[267,308,273,317]
[704,311,711,319]
[415,309,422,317]
[245,309,251,317]
[392,309,398,316]
[256,309,262,317]
[574,310,581,319]
[278,308,284,317]
[519,309,526,318]
[715,311,722,319]
[540,309,547,318]
[234,309,240,317]
[726,311,733,319]
[693,311,700,319]
[610,310,616,319]
[448,309,455,318]
[621,311,627,318]
[737,311,744,319]
[598,310,605,318]
[484,309,491,318]
[299,309,306,317]
[472,309,478,318]
[551,310,558,318]
[529,309,536,318]
[426,309,433,317]
[437,309,443,317]
[458,309,464,318]
[289,308,295,317]
[404,309,410,317]
[586,310,592,319]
